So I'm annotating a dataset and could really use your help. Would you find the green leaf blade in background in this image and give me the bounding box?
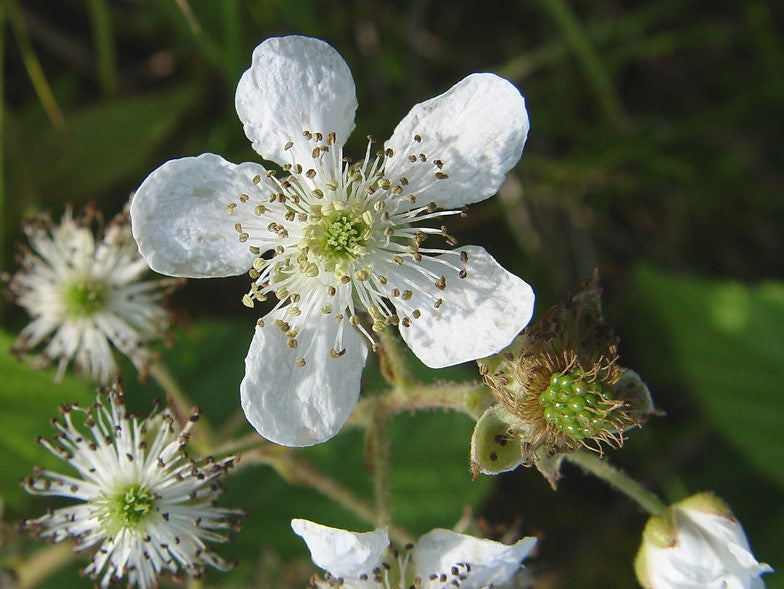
[6,85,198,212]
[629,266,784,489]
[0,331,93,515]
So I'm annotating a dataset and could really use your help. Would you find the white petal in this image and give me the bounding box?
[291,519,388,580]
[393,246,534,368]
[240,309,368,446]
[235,36,357,166]
[130,153,265,278]
[384,73,528,209]
[413,529,536,588]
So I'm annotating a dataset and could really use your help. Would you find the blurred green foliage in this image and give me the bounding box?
[1,0,782,587]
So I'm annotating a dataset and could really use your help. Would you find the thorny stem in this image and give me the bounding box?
[16,542,75,588]
[147,360,215,453]
[368,412,391,529]
[566,451,665,516]
[238,445,414,546]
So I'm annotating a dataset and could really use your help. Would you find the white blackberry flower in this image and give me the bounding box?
[130,35,535,446]
[8,208,173,384]
[21,386,242,588]
[292,518,536,588]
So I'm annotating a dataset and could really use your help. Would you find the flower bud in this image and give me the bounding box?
[635,493,772,588]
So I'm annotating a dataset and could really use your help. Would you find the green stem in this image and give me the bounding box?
[565,451,665,516]
[147,360,215,452]
[85,0,118,98]
[368,413,391,528]
[539,0,629,129]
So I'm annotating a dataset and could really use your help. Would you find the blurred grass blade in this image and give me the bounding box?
[222,0,242,85]
[742,0,784,101]
[85,0,118,98]
[0,0,6,273]
[6,0,65,130]
[175,0,201,33]
[539,0,629,129]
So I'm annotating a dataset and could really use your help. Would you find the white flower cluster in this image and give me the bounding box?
[130,35,535,447]
[9,208,172,384]
[22,386,241,588]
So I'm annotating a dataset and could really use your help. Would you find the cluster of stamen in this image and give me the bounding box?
[63,279,107,318]
[104,484,155,530]
[227,129,469,365]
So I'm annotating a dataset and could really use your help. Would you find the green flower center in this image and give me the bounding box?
[320,211,368,260]
[540,370,611,439]
[63,279,106,317]
[107,484,155,529]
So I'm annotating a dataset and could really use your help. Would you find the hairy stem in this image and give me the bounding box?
[566,451,665,515]
[348,381,493,428]
[377,329,414,389]
[368,412,391,528]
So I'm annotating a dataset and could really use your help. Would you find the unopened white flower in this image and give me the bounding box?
[635,493,773,589]
[8,208,173,384]
[292,518,536,588]
[21,386,242,589]
[130,35,535,446]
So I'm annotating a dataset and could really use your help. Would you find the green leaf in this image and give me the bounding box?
[7,85,198,207]
[629,266,784,487]
[0,330,94,514]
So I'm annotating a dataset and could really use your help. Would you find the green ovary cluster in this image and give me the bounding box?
[540,370,610,439]
[320,211,368,260]
[106,484,155,530]
[63,279,107,317]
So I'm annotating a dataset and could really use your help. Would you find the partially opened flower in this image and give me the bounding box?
[21,385,242,588]
[7,207,174,384]
[292,518,537,588]
[635,493,772,588]
[130,35,534,446]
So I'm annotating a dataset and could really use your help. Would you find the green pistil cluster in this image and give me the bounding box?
[63,279,107,318]
[320,211,368,260]
[540,370,610,440]
[107,484,155,530]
